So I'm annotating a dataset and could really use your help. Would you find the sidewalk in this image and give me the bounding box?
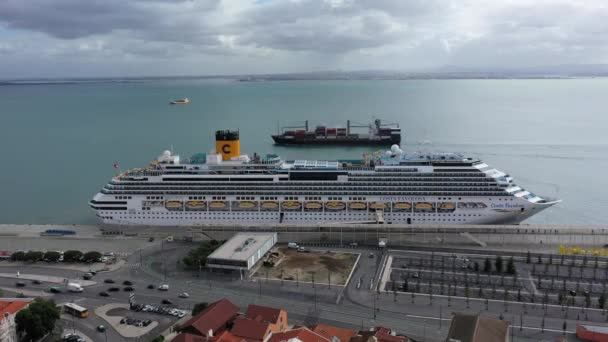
[1,260,125,272]
[0,273,96,286]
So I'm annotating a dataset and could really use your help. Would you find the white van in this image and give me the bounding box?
[287,242,298,249]
[67,283,84,293]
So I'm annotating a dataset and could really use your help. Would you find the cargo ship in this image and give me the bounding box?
[271,119,401,145]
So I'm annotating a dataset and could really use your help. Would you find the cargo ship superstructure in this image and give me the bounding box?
[271,119,401,145]
[91,130,559,226]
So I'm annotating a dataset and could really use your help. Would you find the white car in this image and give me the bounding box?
[178,292,189,298]
[158,284,169,291]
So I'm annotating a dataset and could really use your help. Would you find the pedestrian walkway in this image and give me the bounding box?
[0,273,96,286]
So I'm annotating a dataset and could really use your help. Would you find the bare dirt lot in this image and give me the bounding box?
[253,248,358,286]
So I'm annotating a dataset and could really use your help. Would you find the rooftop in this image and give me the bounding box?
[231,317,271,342]
[245,304,284,324]
[208,233,277,262]
[446,313,509,342]
[0,299,30,316]
[181,299,239,337]
[311,324,356,342]
[268,327,330,342]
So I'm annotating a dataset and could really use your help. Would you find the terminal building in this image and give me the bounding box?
[207,232,277,272]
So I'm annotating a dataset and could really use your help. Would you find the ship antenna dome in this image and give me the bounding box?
[384,150,393,157]
[163,150,171,156]
[391,144,400,152]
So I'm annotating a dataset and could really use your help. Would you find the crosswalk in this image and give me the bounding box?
[128,263,141,268]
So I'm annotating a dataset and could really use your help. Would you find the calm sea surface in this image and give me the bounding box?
[1,78,607,225]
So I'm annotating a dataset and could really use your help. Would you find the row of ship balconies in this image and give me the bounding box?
[100,189,508,196]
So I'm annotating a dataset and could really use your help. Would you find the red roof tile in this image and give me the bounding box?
[311,325,356,342]
[172,333,208,342]
[182,299,239,337]
[245,304,283,324]
[0,300,29,316]
[269,327,330,342]
[231,317,271,341]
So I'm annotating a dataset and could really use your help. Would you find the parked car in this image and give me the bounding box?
[123,286,134,292]
[104,279,115,284]
[49,286,61,293]
[158,284,169,291]
[368,252,374,258]
[142,319,152,327]
[96,325,106,332]
[16,281,26,287]
[99,291,109,297]
[161,299,173,305]
[349,242,358,247]
[108,287,120,292]
[32,279,42,285]
[178,292,189,298]
[147,284,155,289]
[123,280,133,286]
[83,273,93,280]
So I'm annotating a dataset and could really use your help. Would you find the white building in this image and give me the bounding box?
[0,299,32,342]
[207,233,277,271]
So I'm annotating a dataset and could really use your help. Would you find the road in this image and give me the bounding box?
[0,240,600,342]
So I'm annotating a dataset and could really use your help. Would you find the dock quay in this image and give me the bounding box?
[1,223,607,253]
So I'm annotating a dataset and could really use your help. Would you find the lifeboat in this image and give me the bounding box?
[349,202,367,210]
[325,201,346,211]
[304,202,323,211]
[281,201,302,210]
[237,201,257,210]
[209,201,227,210]
[165,201,183,210]
[476,202,487,208]
[414,202,434,212]
[261,201,279,210]
[438,202,456,212]
[393,202,412,211]
[369,202,387,210]
[185,201,206,211]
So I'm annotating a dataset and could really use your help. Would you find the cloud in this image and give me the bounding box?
[0,0,606,77]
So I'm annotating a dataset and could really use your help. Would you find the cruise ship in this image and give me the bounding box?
[90,130,559,226]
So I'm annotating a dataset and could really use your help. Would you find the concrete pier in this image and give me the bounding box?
[1,223,607,253]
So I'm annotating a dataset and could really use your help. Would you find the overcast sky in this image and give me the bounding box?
[0,0,606,78]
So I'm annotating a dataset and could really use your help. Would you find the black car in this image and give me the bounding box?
[32,279,42,285]
[108,287,120,292]
[142,319,152,327]
[49,287,61,293]
[147,284,155,289]
[104,279,115,284]
[16,281,26,287]
[123,280,133,286]
[123,286,134,292]
[99,291,109,297]
[161,299,173,305]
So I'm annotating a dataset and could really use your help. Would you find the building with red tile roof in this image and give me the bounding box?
[173,333,208,342]
[180,299,239,338]
[348,327,410,342]
[0,299,32,342]
[311,324,356,342]
[245,304,288,333]
[231,317,272,342]
[268,327,330,342]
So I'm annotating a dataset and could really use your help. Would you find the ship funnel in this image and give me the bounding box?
[215,130,240,161]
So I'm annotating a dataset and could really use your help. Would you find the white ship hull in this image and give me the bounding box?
[93,194,555,226]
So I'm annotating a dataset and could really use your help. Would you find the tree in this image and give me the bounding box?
[599,293,607,309]
[192,302,209,316]
[82,251,102,263]
[495,256,504,273]
[183,240,222,269]
[526,251,531,264]
[506,257,516,275]
[474,262,480,272]
[15,298,60,342]
[537,255,542,264]
[24,251,44,262]
[63,250,83,262]
[402,279,409,292]
[484,258,492,273]
[43,251,61,262]
[11,251,26,261]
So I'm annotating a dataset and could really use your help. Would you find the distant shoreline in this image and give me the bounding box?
[2,75,608,86]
